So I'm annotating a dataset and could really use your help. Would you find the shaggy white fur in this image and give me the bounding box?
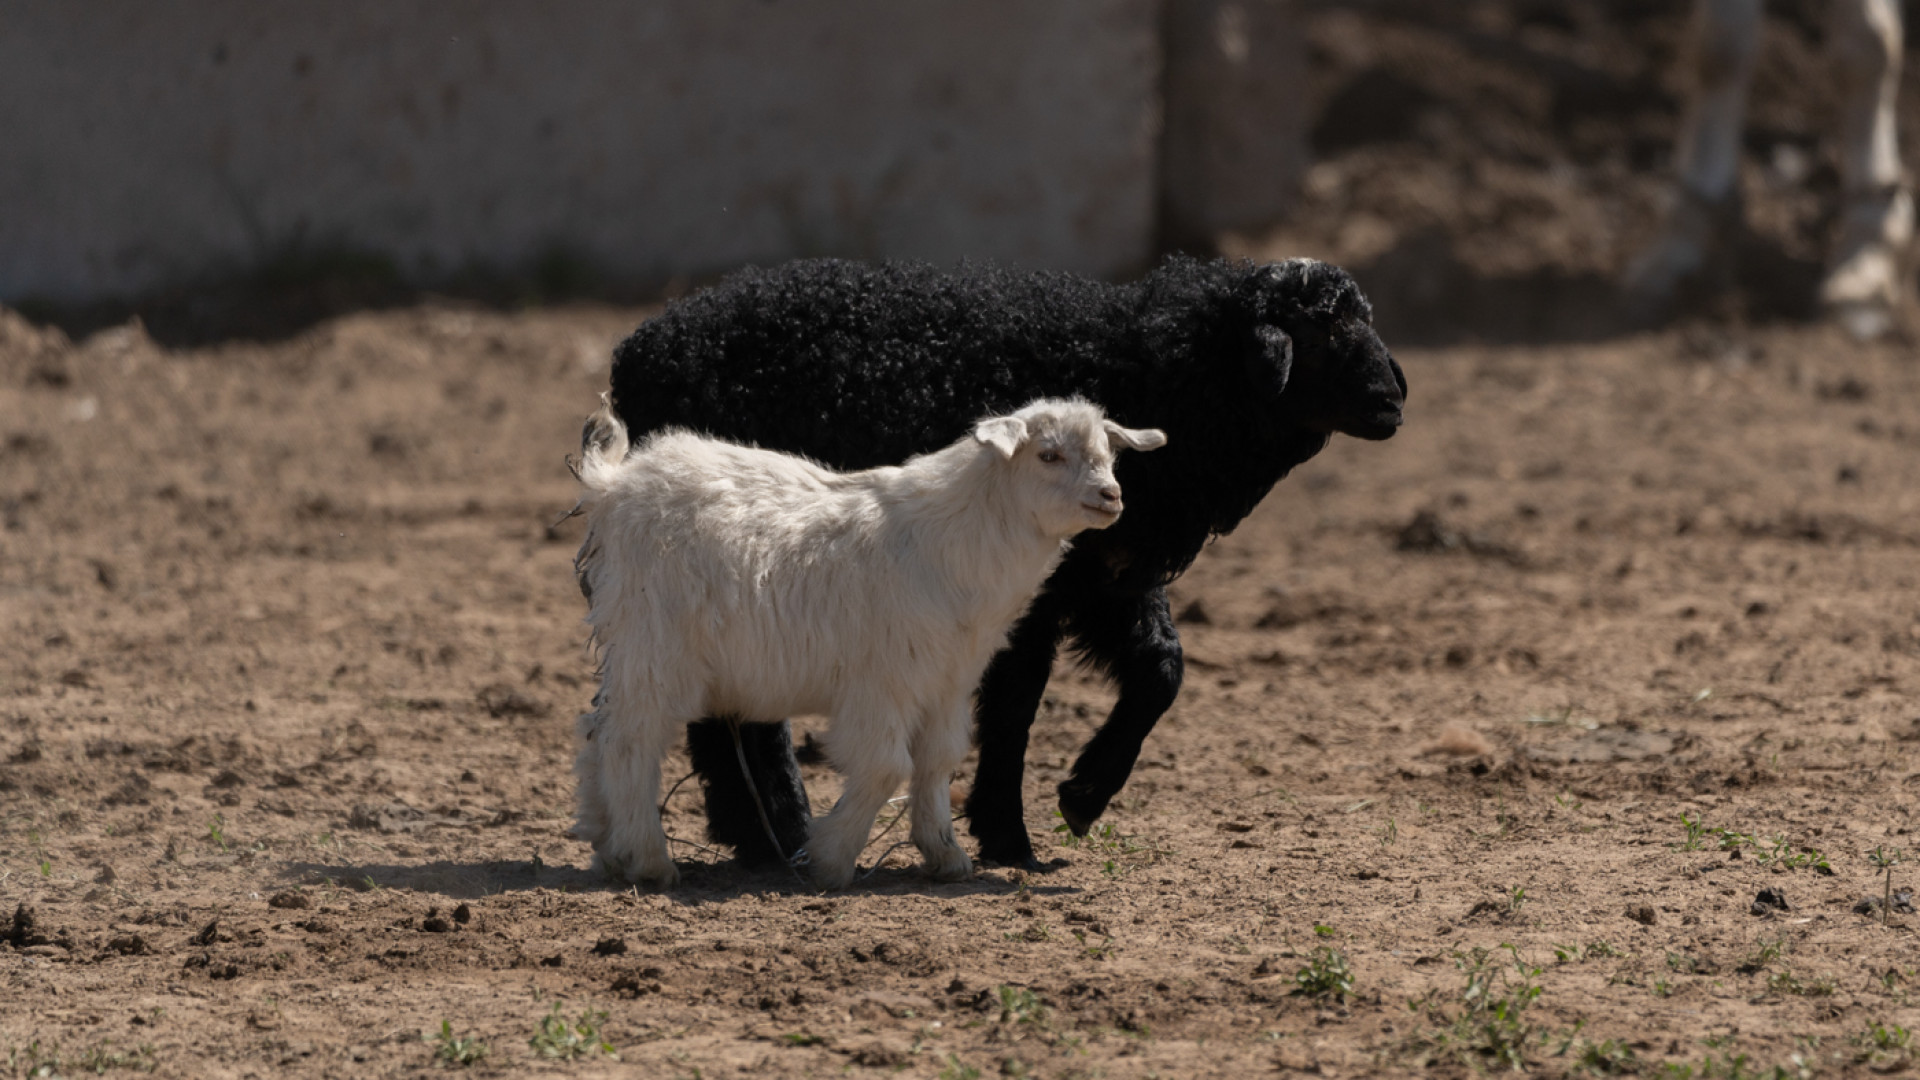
[569,394,1165,889]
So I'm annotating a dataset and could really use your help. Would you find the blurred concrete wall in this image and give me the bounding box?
[1161,0,1309,249]
[0,1,1301,304]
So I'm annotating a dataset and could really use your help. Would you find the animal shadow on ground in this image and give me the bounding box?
[280,856,1080,903]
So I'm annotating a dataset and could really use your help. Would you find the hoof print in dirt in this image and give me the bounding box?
[185,952,241,980]
[1750,888,1790,916]
[1464,898,1516,922]
[612,966,665,998]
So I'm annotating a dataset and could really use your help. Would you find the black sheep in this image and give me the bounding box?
[606,255,1406,870]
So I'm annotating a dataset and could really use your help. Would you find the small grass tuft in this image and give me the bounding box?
[1293,946,1356,1002]
[429,1020,488,1067]
[1853,1020,1912,1066]
[1407,944,1544,1071]
[1765,970,1836,997]
[1569,1036,1638,1075]
[995,986,1047,1026]
[527,1003,617,1060]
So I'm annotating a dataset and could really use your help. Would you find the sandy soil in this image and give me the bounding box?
[7,3,1920,1077]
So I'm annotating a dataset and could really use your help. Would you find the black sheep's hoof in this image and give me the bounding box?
[974,834,1040,871]
[1055,795,1102,838]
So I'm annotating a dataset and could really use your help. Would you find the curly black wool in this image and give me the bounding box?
[606,255,1406,870]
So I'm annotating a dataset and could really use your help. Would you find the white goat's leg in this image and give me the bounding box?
[568,703,611,849]
[809,717,911,890]
[1623,0,1760,306]
[1820,0,1911,337]
[593,703,679,888]
[908,702,975,882]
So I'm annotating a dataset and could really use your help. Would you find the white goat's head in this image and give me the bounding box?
[973,398,1167,536]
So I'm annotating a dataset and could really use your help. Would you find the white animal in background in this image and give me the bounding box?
[568,394,1166,890]
[1627,0,1909,337]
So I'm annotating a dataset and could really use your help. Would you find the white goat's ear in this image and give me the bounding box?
[972,416,1028,459]
[1103,420,1167,452]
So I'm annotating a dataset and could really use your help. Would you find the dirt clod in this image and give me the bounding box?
[1853,892,1916,917]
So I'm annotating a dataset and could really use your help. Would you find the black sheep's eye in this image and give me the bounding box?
[1037,449,1064,464]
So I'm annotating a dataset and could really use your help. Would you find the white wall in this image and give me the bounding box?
[0,1,1161,301]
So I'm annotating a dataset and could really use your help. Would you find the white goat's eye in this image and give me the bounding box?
[1037,448,1064,464]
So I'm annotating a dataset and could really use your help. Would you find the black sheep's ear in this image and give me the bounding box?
[1251,324,1293,395]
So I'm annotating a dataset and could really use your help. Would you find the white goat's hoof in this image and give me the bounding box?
[808,857,857,891]
[595,849,678,890]
[924,849,974,882]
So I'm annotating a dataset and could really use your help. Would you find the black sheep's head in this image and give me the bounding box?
[1235,259,1406,441]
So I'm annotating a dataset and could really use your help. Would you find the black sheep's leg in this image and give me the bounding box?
[965,596,1065,870]
[685,717,812,868]
[1056,588,1183,836]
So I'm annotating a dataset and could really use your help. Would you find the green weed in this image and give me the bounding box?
[1675,813,1708,851]
[528,1003,617,1060]
[1852,1020,1911,1066]
[995,986,1047,1026]
[1408,944,1545,1071]
[1869,846,1906,927]
[429,1020,488,1067]
[1293,947,1355,1002]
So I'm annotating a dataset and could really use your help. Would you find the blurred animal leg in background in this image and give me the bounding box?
[1820,0,1911,339]
[1621,0,1761,317]
[686,717,813,867]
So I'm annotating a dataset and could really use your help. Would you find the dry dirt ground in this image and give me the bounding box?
[3,294,1919,1080]
[9,2,1920,1076]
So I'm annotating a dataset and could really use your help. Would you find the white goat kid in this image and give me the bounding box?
[570,395,1166,889]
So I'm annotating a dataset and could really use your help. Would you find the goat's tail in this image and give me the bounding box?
[576,392,631,498]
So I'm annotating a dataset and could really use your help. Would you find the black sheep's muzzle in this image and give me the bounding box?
[1340,353,1406,441]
